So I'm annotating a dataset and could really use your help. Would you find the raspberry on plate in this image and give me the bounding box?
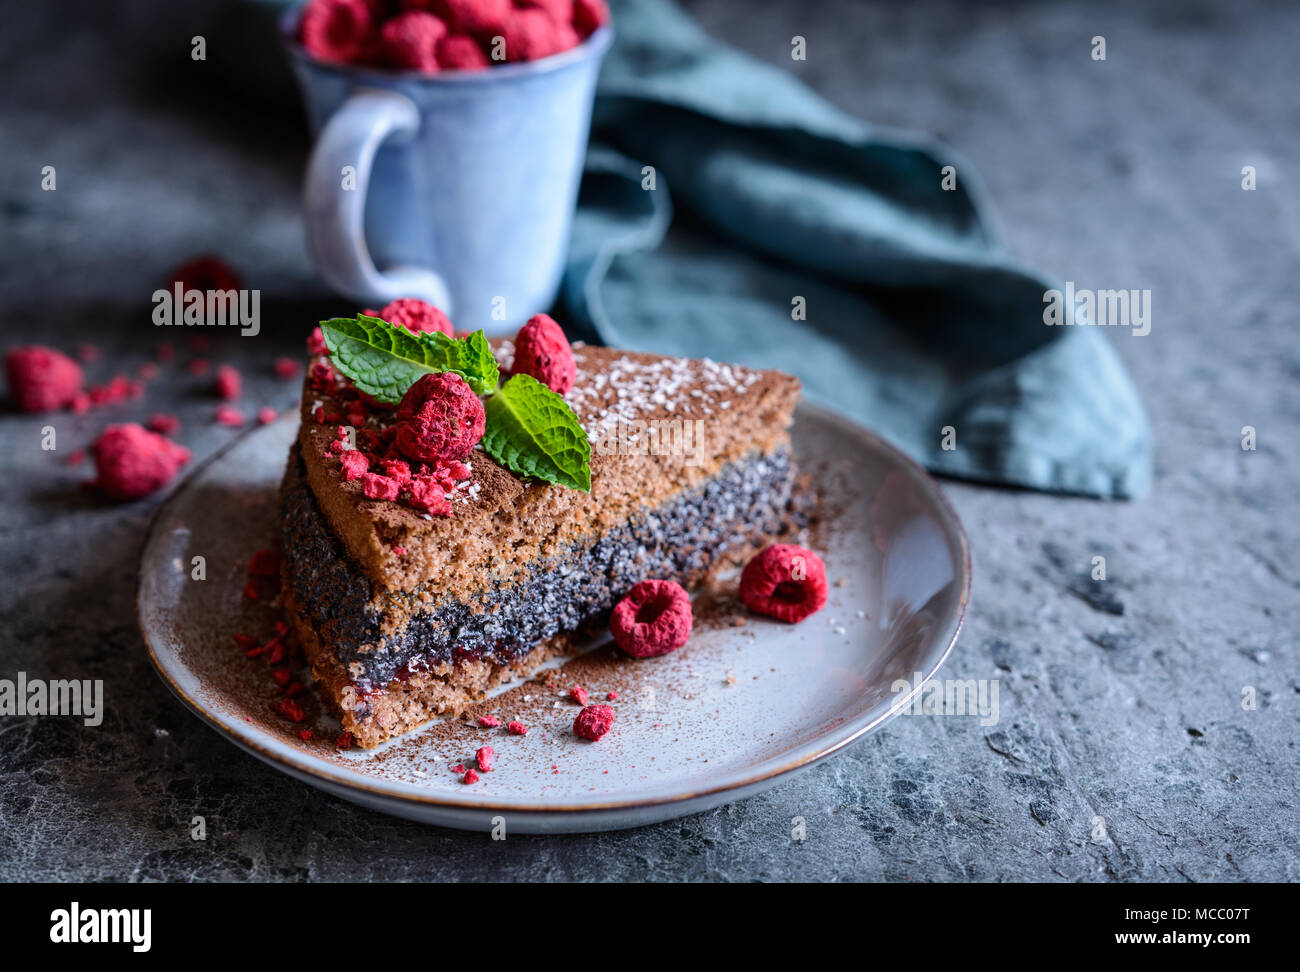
[739,544,828,623]
[609,579,693,659]
[573,704,614,741]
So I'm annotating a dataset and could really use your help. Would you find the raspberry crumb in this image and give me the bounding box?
[360,471,400,501]
[510,313,575,394]
[214,405,245,427]
[215,364,242,400]
[273,357,299,379]
[463,768,480,784]
[609,579,693,658]
[338,449,369,481]
[146,413,181,435]
[477,715,501,728]
[507,721,528,736]
[574,704,615,741]
[336,731,354,750]
[606,691,619,701]
[275,698,306,723]
[569,685,589,705]
[739,544,829,623]
[257,407,278,425]
[391,545,406,556]
[476,746,495,772]
[4,346,83,412]
[187,359,210,376]
[65,449,86,467]
[299,729,314,741]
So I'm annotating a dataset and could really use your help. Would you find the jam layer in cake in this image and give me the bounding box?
[282,341,802,748]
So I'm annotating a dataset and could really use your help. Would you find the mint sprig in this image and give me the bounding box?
[481,374,591,492]
[319,315,499,401]
[317,313,591,491]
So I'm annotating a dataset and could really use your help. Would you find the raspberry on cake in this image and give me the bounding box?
[280,312,802,749]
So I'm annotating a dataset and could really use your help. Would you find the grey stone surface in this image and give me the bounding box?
[1,0,1297,881]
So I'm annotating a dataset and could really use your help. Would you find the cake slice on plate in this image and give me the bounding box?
[279,309,801,749]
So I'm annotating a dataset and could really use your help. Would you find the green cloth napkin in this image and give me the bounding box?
[564,0,1151,498]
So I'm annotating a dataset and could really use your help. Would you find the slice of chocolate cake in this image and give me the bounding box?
[280,332,801,749]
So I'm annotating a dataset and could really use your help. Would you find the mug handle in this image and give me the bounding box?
[303,88,453,313]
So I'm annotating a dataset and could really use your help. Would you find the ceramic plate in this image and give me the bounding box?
[138,404,970,833]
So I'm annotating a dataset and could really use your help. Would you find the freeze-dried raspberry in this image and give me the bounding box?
[273,357,299,379]
[215,405,245,427]
[395,371,485,461]
[569,685,588,705]
[511,314,575,394]
[376,297,454,336]
[87,374,143,407]
[380,11,447,72]
[739,543,828,623]
[517,0,573,23]
[463,767,480,784]
[476,745,495,772]
[169,255,242,294]
[299,0,374,64]
[215,364,241,400]
[383,458,412,485]
[257,407,278,425]
[507,720,528,735]
[276,698,306,723]
[360,471,400,501]
[573,704,614,741]
[407,475,452,514]
[92,424,191,500]
[478,715,501,728]
[501,7,579,62]
[5,346,83,412]
[609,579,693,659]
[336,731,354,750]
[572,0,608,38]
[437,33,491,70]
[339,449,370,481]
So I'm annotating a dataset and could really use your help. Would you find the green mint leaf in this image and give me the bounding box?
[481,374,591,491]
[319,315,500,402]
